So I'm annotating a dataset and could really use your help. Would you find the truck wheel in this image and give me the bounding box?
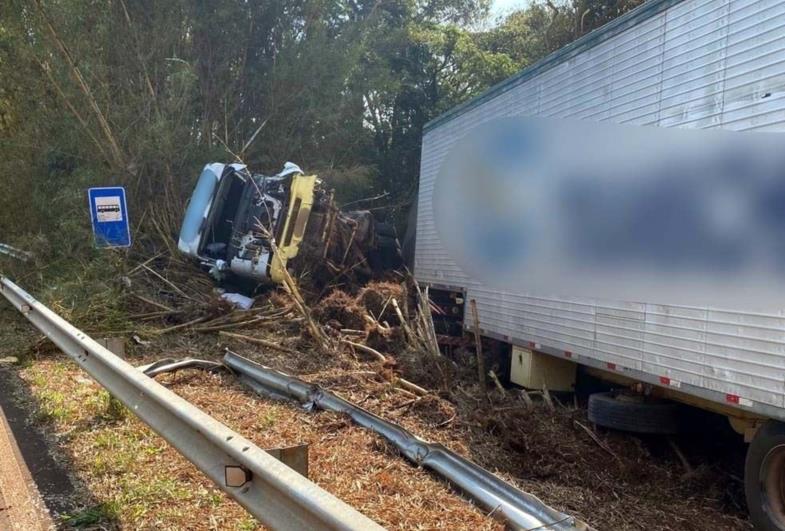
[746,420,785,531]
[587,391,679,434]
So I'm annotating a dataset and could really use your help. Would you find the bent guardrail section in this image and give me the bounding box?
[224,350,591,531]
[0,277,384,531]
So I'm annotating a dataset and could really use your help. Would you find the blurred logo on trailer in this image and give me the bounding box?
[432,117,785,310]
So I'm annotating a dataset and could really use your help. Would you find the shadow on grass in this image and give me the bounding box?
[0,363,121,529]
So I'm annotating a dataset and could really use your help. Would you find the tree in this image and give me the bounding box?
[0,0,640,248]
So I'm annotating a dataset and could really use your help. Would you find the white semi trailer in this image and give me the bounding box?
[415,0,785,528]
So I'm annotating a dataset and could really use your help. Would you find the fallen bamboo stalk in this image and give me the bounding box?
[127,252,164,276]
[340,340,387,363]
[219,331,302,356]
[267,239,332,352]
[195,317,270,333]
[520,390,534,408]
[488,370,505,394]
[340,223,359,266]
[574,420,621,463]
[197,309,290,330]
[667,436,694,476]
[470,299,487,393]
[132,293,174,312]
[376,296,393,322]
[390,397,422,411]
[391,298,417,347]
[400,283,410,322]
[396,377,429,396]
[421,287,440,356]
[340,342,428,396]
[363,313,390,333]
[286,286,329,348]
[153,316,209,335]
[140,264,193,300]
[128,309,181,319]
[393,387,418,399]
[340,329,366,335]
[412,281,440,357]
[541,384,555,411]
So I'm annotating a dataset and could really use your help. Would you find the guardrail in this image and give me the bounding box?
[0,244,31,261]
[0,276,384,531]
[225,350,590,531]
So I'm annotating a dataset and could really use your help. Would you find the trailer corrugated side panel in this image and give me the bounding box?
[416,0,785,416]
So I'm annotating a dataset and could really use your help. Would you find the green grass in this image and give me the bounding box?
[33,389,73,424]
[258,409,280,429]
[27,367,130,428]
[60,501,120,527]
[98,392,129,422]
[12,311,252,527]
[118,477,193,504]
[237,517,259,531]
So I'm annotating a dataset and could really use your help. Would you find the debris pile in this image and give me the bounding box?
[313,290,368,332]
[72,238,751,530]
[224,350,587,531]
[357,281,403,325]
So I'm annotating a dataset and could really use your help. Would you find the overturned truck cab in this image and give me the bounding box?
[178,162,397,285]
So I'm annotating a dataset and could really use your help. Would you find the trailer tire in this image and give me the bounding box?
[587,391,679,434]
[745,420,785,531]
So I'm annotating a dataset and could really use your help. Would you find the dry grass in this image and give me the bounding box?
[17,349,502,530]
[217,309,754,531]
[19,356,251,530]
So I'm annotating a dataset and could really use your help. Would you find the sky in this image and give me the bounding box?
[491,0,527,14]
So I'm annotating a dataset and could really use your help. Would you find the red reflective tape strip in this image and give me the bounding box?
[659,376,670,385]
[726,394,740,404]
[564,351,573,358]
[528,341,536,348]
[607,363,616,370]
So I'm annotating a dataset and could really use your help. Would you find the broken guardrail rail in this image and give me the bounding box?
[0,243,31,261]
[0,276,384,531]
[224,350,592,531]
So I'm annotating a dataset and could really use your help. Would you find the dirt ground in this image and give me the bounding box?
[0,271,755,530]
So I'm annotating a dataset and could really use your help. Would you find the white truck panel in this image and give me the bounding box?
[416,0,785,417]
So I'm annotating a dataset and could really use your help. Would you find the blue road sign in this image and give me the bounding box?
[88,187,131,248]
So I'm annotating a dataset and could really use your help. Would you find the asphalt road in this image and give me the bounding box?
[0,396,52,530]
[0,364,79,530]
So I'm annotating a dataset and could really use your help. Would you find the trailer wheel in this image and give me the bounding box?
[587,391,679,434]
[746,420,785,531]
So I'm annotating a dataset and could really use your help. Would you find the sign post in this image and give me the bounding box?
[88,187,131,248]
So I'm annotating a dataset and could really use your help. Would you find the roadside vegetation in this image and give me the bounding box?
[0,0,645,299]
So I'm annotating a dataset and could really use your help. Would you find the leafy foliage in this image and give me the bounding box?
[0,0,639,254]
